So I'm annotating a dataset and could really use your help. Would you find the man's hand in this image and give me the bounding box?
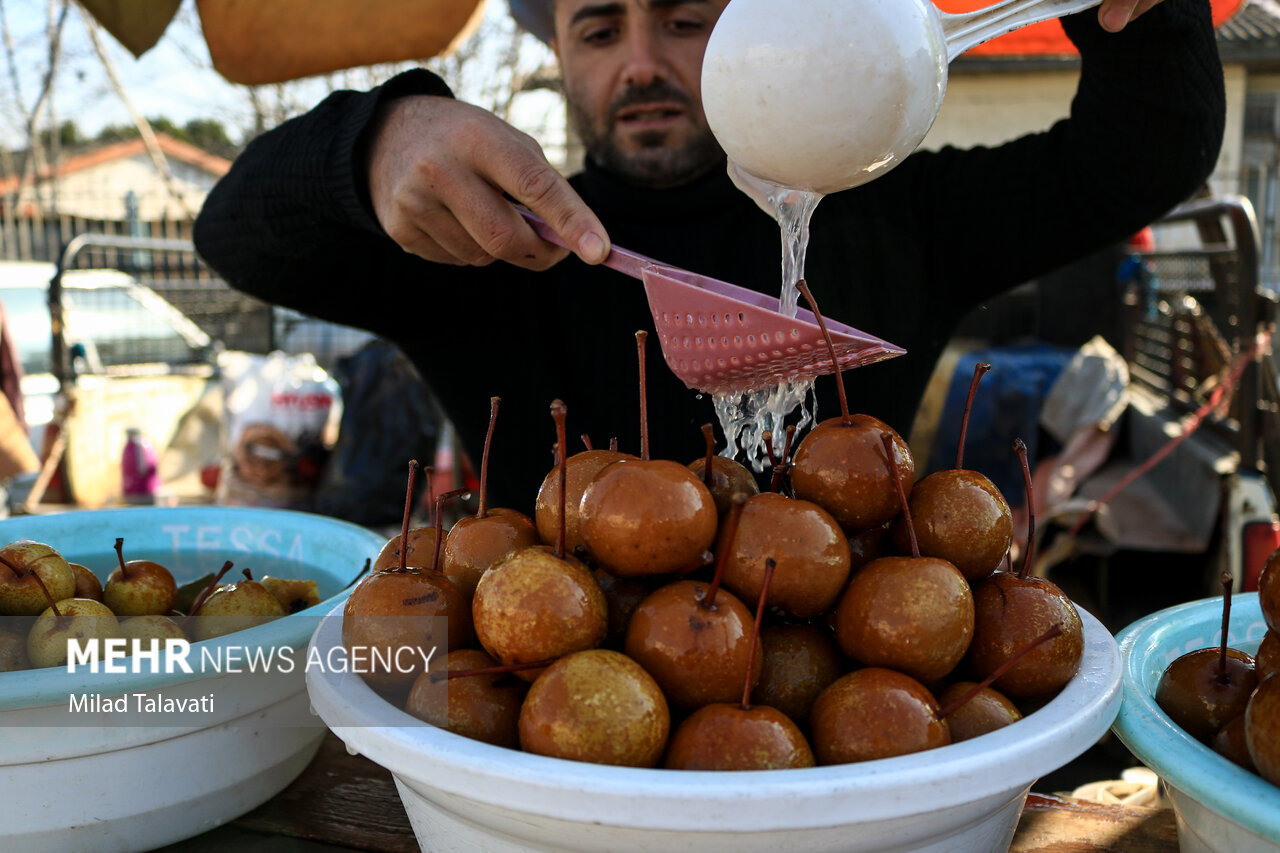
[365,95,610,269]
[1097,0,1166,32]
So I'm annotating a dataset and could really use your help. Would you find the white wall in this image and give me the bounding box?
[922,69,1080,150]
[34,152,217,221]
[920,63,1246,202]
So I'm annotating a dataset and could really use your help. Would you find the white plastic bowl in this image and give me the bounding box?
[0,506,386,853]
[1113,593,1278,853]
[307,602,1122,853]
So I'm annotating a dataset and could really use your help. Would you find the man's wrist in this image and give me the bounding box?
[1062,0,1207,47]
[344,69,457,231]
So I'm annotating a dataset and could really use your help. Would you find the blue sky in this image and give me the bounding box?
[0,2,249,147]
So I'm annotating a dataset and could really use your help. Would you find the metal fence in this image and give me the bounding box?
[0,213,384,374]
[27,215,278,358]
[1124,195,1278,479]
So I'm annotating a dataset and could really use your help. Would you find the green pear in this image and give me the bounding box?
[189,579,286,641]
[0,540,75,616]
[258,575,321,613]
[27,598,121,668]
[102,538,177,618]
[119,614,189,648]
[69,563,103,602]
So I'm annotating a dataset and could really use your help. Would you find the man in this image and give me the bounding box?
[194,0,1225,512]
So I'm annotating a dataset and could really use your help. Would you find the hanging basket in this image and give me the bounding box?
[195,0,488,85]
[78,0,184,57]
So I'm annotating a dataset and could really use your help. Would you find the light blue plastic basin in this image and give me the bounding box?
[1113,592,1278,850]
[0,505,385,710]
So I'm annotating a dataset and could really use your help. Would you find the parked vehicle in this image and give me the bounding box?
[0,260,220,508]
[0,260,214,448]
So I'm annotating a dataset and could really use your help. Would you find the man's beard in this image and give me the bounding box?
[567,82,725,188]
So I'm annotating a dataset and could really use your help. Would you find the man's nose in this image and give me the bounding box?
[622,23,666,87]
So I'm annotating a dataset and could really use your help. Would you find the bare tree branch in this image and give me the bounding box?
[10,0,68,214]
[78,4,194,219]
[0,0,25,132]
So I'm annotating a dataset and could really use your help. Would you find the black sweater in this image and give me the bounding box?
[194,1,1225,513]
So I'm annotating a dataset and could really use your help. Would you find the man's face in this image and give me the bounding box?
[551,0,727,188]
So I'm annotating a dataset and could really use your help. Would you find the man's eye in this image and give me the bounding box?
[667,17,707,34]
[582,25,620,44]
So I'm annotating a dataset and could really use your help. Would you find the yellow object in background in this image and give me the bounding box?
[1071,767,1167,809]
[196,0,488,85]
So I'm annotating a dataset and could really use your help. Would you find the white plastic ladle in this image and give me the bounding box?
[702,0,1103,196]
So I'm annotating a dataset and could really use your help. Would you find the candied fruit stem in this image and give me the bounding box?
[957,363,991,471]
[938,623,1064,719]
[636,331,650,461]
[797,279,851,424]
[742,556,776,710]
[762,430,779,470]
[705,493,748,609]
[180,560,234,628]
[581,433,594,452]
[114,537,130,579]
[399,460,420,572]
[1219,570,1234,683]
[701,423,716,489]
[552,399,569,560]
[475,397,501,518]
[883,432,919,558]
[1015,439,1034,580]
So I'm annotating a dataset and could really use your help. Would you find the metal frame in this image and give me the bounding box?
[1121,194,1275,475]
[49,233,199,391]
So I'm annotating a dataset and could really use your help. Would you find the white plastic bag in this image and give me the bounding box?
[215,351,342,509]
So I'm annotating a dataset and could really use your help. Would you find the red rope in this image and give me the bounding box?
[1067,330,1272,538]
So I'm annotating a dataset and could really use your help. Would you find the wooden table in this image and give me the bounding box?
[163,732,1180,852]
[1012,793,1178,852]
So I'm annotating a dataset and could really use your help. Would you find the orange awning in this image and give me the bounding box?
[933,0,1245,56]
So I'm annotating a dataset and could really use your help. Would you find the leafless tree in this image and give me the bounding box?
[0,0,69,252]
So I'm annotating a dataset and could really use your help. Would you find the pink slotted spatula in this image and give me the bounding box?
[520,209,905,396]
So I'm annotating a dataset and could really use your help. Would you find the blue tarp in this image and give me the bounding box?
[923,344,1076,507]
